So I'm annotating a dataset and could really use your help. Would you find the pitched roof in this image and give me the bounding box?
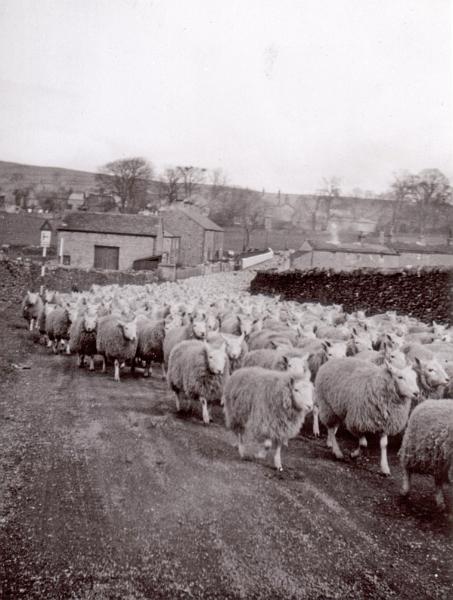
[177,205,223,232]
[0,212,58,246]
[58,212,161,237]
[305,240,398,256]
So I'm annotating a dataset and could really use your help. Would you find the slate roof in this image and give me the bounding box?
[305,240,398,256]
[177,205,223,232]
[390,242,453,255]
[0,212,58,246]
[58,212,161,237]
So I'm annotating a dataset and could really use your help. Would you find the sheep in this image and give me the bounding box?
[163,320,208,371]
[345,329,373,356]
[135,317,165,378]
[167,339,229,424]
[96,315,138,382]
[21,291,44,331]
[242,347,309,378]
[68,312,98,370]
[46,306,72,354]
[399,399,453,511]
[246,329,296,350]
[222,367,314,470]
[220,314,259,338]
[316,357,419,475]
[402,343,450,398]
[207,332,247,372]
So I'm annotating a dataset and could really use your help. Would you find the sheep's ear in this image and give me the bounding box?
[289,375,296,387]
[414,356,422,367]
[282,355,289,367]
[352,327,358,336]
[270,340,279,350]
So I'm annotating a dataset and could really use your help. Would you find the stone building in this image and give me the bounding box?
[159,205,223,266]
[57,212,166,270]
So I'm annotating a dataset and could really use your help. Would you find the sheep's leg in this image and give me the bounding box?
[77,353,83,367]
[114,359,120,382]
[29,319,34,332]
[101,356,106,373]
[328,427,343,459]
[89,356,95,372]
[52,340,58,354]
[401,469,411,496]
[175,391,181,412]
[65,341,71,355]
[273,443,283,471]
[326,425,339,449]
[161,364,166,380]
[200,397,210,425]
[379,433,390,476]
[143,362,151,378]
[351,436,368,459]
[237,434,245,459]
[312,406,320,437]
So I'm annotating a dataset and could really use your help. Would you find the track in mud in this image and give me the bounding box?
[0,312,452,599]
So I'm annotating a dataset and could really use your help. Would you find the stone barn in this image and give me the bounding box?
[159,205,223,266]
[57,212,165,270]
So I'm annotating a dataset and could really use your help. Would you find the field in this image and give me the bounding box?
[0,300,451,599]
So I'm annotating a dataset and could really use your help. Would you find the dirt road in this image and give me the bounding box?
[0,309,451,599]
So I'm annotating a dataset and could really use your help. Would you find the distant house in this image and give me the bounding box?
[82,193,119,213]
[57,212,165,270]
[290,239,400,270]
[159,205,224,266]
[392,242,453,268]
[67,192,85,211]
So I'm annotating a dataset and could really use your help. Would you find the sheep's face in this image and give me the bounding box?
[44,290,55,303]
[205,342,227,375]
[291,378,314,412]
[165,314,183,332]
[206,314,219,332]
[387,364,419,400]
[417,358,450,388]
[283,355,309,376]
[327,342,347,359]
[192,320,207,340]
[351,333,373,353]
[83,314,97,333]
[222,333,244,360]
[26,292,38,306]
[238,315,253,336]
[385,349,407,370]
[119,320,137,341]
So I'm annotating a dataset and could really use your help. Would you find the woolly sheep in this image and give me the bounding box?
[222,367,314,470]
[220,314,259,337]
[400,399,453,510]
[402,343,450,398]
[96,315,138,382]
[69,312,98,370]
[316,357,419,475]
[167,339,229,424]
[22,291,44,331]
[163,320,208,370]
[135,317,165,378]
[46,306,72,354]
[208,332,247,372]
[242,347,309,378]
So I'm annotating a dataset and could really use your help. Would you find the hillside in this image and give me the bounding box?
[0,160,98,193]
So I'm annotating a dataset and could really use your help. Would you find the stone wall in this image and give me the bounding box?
[250,267,453,324]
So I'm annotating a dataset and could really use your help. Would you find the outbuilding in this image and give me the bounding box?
[57,212,166,270]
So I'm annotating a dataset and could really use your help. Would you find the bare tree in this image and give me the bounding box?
[159,167,182,205]
[96,157,153,212]
[176,166,206,199]
[390,169,451,235]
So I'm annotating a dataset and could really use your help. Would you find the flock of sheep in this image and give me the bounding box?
[21,271,453,514]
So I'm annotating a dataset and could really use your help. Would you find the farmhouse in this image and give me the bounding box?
[0,212,57,248]
[290,239,400,270]
[392,242,453,268]
[159,205,224,266]
[57,212,168,270]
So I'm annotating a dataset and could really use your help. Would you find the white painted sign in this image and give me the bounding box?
[40,230,51,248]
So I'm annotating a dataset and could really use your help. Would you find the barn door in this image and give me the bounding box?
[94,245,119,270]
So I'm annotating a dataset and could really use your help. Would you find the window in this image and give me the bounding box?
[63,255,71,265]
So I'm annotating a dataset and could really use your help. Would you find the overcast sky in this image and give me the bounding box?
[0,0,451,194]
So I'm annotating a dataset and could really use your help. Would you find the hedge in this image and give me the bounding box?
[250,267,453,325]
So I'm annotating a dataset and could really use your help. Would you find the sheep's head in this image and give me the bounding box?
[83,314,97,333]
[26,291,38,305]
[221,332,244,360]
[192,319,207,340]
[386,362,419,401]
[415,357,450,389]
[323,340,347,359]
[118,319,137,341]
[204,341,227,375]
[290,376,314,412]
[384,348,407,369]
[206,313,220,332]
[238,314,253,336]
[282,353,309,377]
[350,329,373,353]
